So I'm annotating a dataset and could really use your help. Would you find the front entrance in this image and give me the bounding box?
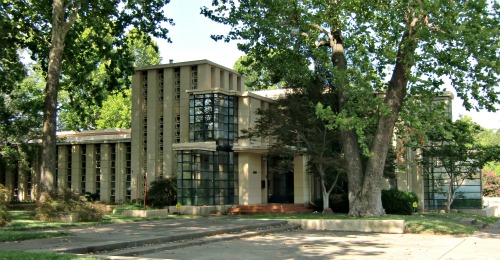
[267,157,294,203]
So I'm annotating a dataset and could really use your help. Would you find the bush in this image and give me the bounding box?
[382,189,418,215]
[482,170,500,197]
[0,184,11,226]
[312,193,349,213]
[35,190,106,222]
[146,176,176,208]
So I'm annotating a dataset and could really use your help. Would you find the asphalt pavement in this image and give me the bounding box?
[0,217,498,260]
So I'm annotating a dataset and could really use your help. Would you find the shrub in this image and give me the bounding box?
[382,189,418,215]
[35,190,106,222]
[312,193,349,213]
[482,170,500,197]
[146,176,176,208]
[0,184,11,226]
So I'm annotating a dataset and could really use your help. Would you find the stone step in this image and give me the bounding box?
[100,223,301,257]
[228,204,314,215]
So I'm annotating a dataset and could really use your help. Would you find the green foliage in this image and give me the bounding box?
[233,55,284,90]
[204,0,499,217]
[0,251,101,260]
[0,184,11,226]
[382,189,419,215]
[35,190,106,222]
[0,0,171,131]
[0,231,70,242]
[146,177,177,208]
[95,89,132,129]
[476,128,500,175]
[482,170,500,197]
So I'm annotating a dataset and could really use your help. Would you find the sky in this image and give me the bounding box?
[156,0,499,130]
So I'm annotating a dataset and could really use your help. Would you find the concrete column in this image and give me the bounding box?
[147,69,159,183]
[164,68,175,178]
[17,167,28,201]
[115,143,127,203]
[100,144,111,203]
[238,96,251,147]
[131,71,144,201]
[197,63,211,90]
[71,145,82,193]
[5,167,14,201]
[294,155,310,204]
[221,70,229,91]
[238,153,263,205]
[180,66,190,143]
[57,146,68,191]
[85,144,96,194]
[212,67,221,89]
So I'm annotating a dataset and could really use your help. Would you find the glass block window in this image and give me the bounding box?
[67,146,72,190]
[125,143,132,201]
[189,93,238,144]
[110,144,116,203]
[176,150,238,206]
[191,66,198,90]
[81,145,86,193]
[96,145,101,195]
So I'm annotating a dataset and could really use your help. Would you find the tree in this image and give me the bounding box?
[233,55,284,91]
[422,117,497,212]
[203,1,499,216]
[1,0,173,193]
[0,63,45,183]
[476,128,500,175]
[58,29,163,130]
[95,89,132,129]
[241,87,347,212]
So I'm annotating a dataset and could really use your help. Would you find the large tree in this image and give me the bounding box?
[1,0,173,193]
[203,1,499,216]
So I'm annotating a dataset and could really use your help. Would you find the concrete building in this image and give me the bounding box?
[0,60,480,211]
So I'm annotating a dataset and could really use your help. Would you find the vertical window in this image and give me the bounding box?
[125,143,132,201]
[191,66,198,90]
[110,144,116,203]
[96,145,101,196]
[67,146,72,190]
[176,150,238,206]
[81,146,86,193]
[189,93,238,145]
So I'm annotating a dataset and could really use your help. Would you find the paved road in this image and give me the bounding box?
[0,218,498,260]
[138,223,500,260]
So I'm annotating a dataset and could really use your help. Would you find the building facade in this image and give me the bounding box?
[0,60,480,211]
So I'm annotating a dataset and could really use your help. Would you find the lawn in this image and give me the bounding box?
[236,212,500,235]
[1,209,498,259]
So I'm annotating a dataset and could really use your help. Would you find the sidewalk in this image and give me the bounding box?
[0,218,498,259]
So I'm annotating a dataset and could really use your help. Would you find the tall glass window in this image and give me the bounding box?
[177,150,238,206]
[189,93,238,145]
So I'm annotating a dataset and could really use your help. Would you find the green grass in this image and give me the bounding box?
[0,250,103,260]
[1,210,199,242]
[236,212,500,235]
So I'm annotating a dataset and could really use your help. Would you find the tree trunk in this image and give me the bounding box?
[40,0,78,194]
[331,18,420,216]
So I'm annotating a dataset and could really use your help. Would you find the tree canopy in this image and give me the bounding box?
[204,0,499,216]
[0,0,173,193]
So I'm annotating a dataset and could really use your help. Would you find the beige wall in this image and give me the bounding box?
[238,153,264,205]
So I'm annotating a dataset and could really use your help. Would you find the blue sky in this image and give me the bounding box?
[156,0,499,130]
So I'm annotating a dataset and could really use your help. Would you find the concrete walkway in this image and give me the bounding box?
[0,218,498,259]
